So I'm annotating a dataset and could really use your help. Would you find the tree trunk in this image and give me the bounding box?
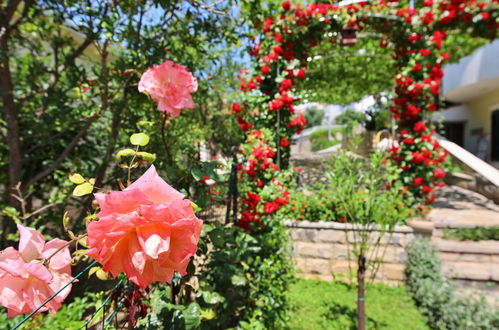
[357,253,366,330]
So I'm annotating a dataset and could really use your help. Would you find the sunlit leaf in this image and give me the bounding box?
[69,173,85,184]
[73,182,94,196]
[136,151,156,162]
[116,148,136,160]
[130,133,150,146]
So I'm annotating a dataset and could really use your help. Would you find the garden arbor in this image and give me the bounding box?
[234,0,499,223]
[233,3,498,327]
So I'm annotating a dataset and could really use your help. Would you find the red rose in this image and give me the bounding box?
[481,12,490,21]
[413,177,424,186]
[296,68,306,79]
[264,202,279,214]
[261,64,270,75]
[232,102,242,113]
[433,168,446,179]
[414,121,427,132]
[281,1,291,11]
[270,99,283,112]
[422,185,433,194]
[411,152,424,164]
[419,49,431,56]
[280,137,290,147]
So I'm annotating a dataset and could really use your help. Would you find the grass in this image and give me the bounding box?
[287,278,429,330]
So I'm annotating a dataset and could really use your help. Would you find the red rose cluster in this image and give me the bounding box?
[237,130,291,231]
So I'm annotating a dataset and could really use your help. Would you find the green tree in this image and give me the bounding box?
[304,107,325,128]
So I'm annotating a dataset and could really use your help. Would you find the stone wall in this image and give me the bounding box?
[287,220,417,285]
[287,219,499,304]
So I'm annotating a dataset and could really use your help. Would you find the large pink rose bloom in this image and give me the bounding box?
[86,165,203,288]
[0,225,73,318]
[138,61,198,117]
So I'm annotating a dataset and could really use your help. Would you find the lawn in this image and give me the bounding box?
[287,278,429,330]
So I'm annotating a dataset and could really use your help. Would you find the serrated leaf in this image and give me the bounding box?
[69,173,85,184]
[136,151,156,163]
[73,182,94,196]
[130,133,150,146]
[116,148,136,160]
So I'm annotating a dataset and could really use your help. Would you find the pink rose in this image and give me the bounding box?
[138,61,198,117]
[86,165,203,288]
[0,225,73,318]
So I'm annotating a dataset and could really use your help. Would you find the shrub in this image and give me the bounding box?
[443,226,499,241]
[405,238,499,329]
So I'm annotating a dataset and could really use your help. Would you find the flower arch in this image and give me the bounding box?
[234,0,499,228]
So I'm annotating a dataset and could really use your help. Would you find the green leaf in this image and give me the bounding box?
[202,291,225,304]
[136,151,156,163]
[231,274,247,286]
[130,133,150,146]
[116,148,136,160]
[191,167,204,181]
[183,303,201,329]
[73,182,94,196]
[69,173,85,184]
[200,308,216,321]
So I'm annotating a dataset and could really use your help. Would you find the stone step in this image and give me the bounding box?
[432,237,499,255]
[429,209,499,229]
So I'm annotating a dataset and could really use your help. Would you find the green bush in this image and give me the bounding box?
[406,238,499,329]
[197,218,295,329]
[288,278,429,329]
[443,226,499,241]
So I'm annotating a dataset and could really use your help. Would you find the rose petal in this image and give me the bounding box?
[126,165,184,203]
[17,224,45,262]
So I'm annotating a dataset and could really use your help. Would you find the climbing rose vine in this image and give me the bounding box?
[233,0,498,215]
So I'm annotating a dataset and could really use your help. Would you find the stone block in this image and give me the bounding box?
[433,238,499,254]
[315,229,346,243]
[291,228,316,242]
[458,253,492,263]
[329,260,352,275]
[441,262,492,281]
[294,242,334,259]
[439,252,461,262]
[380,247,408,263]
[381,263,406,281]
[330,243,350,260]
[296,258,330,275]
